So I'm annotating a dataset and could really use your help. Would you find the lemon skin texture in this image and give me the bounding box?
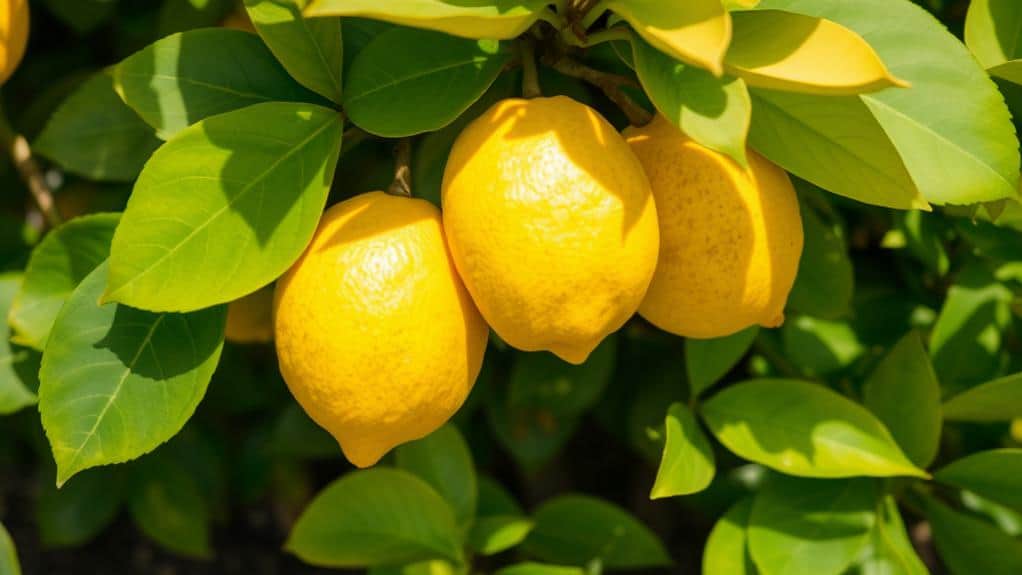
[442,96,660,365]
[274,191,489,468]
[624,115,804,339]
[0,0,28,85]
[224,284,274,344]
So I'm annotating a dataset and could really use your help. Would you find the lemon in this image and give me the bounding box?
[625,115,803,339]
[225,285,274,344]
[442,96,660,364]
[0,0,28,85]
[274,191,488,468]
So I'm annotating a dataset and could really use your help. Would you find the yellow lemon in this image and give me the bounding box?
[442,96,660,364]
[274,191,488,468]
[0,0,28,85]
[225,285,274,344]
[625,115,803,339]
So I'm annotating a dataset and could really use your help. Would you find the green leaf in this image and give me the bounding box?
[0,275,39,416]
[468,516,534,556]
[787,198,853,319]
[965,0,1022,69]
[244,0,343,103]
[488,390,579,473]
[344,28,510,137]
[701,379,927,478]
[267,403,339,460]
[758,0,1021,205]
[158,0,234,36]
[856,496,927,575]
[305,0,551,39]
[929,264,1013,395]
[128,452,211,559]
[0,522,21,575]
[495,564,584,575]
[114,29,326,138]
[629,32,750,165]
[509,336,616,417]
[342,18,393,77]
[749,477,877,575]
[477,476,523,517]
[781,316,864,377]
[9,213,119,351]
[34,72,162,182]
[37,468,125,548]
[686,326,758,398]
[523,495,672,569]
[703,498,757,575]
[863,332,942,468]
[926,495,1022,575]
[935,449,1022,512]
[395,424,477,528]
[895,210,950,276]
[606,0,731,75]
[38,262,227,486]
[105,102,342,312]
[748,89,925,210]
[286,468,463,568]
[650,402,715,498]
[943,372,1022,422]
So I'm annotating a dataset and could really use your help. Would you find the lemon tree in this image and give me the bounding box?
[0,0,1020,573]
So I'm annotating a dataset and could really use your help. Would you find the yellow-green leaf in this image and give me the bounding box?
[726,10,906,95]
[304,0,552,40]
[607,0,731,76]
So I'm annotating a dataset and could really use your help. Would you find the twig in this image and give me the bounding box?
[387,138,412,198]
[544,55,652,126]
[0,100,62,228]
[519,37,543,98]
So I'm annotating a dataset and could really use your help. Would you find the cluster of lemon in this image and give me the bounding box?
[270,96,804,467]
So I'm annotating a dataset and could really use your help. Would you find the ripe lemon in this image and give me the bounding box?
[624,115,803,339]
[274,191,489,468]
[0,0,28,85]
[442,96,660,364]
[225,285,274,344]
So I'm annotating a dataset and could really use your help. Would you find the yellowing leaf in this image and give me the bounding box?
[304,0,552,40]
[726,10,907,95]
[607,0,731,76]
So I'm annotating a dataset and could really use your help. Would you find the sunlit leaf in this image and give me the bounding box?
[607,0,731,75]
[650,402,715,498]
[395,424,477,528]
[943,372,1022,422]
[0,275,39,416]
[935,449,1022,512]
[703,498,757,575]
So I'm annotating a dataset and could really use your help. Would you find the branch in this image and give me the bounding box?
[387,138,413,198]
[0,101,62,228]
[544,56,652,127]
[518,37,543,98]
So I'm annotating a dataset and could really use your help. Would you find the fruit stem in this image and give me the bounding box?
[0,97,62,229]
[518,37,543,98]
[544,56,652,127]
[387,138,413,198]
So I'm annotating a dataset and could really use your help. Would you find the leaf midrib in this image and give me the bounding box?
[345,56,497,105]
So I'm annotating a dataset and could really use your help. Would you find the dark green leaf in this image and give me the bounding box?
[701,379,927,478]
[37,468,125,547]
[935,449,1022,512]
[703,498,757,575]
[35,72,161,182]
[105,102,342,312]
[114,29,326,137]
[758,0,1020,205]
[468,516,534,556]
[509,336,616,417]
[788,199,853,319]
[158,0,233,36]
[943,372,1022,422]
[0,275,39,416]
[286,468,463,567]
[267,403,339,460]
[477,476,523,517]
[686,326,758,398]
[344,28,510,137]
[39,263,227,486]
[630,32,750,165]
[523,495,671,569]
[395,424,477,528]
[781,316,864,377]
[245,0,343,103]
[650,402,715,498]
[128,453,211,559]
[40,0,114,34]
[9,213,119,351]
[863,332,942,468]
[926,495,1022,575]
[748,477,878,575]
